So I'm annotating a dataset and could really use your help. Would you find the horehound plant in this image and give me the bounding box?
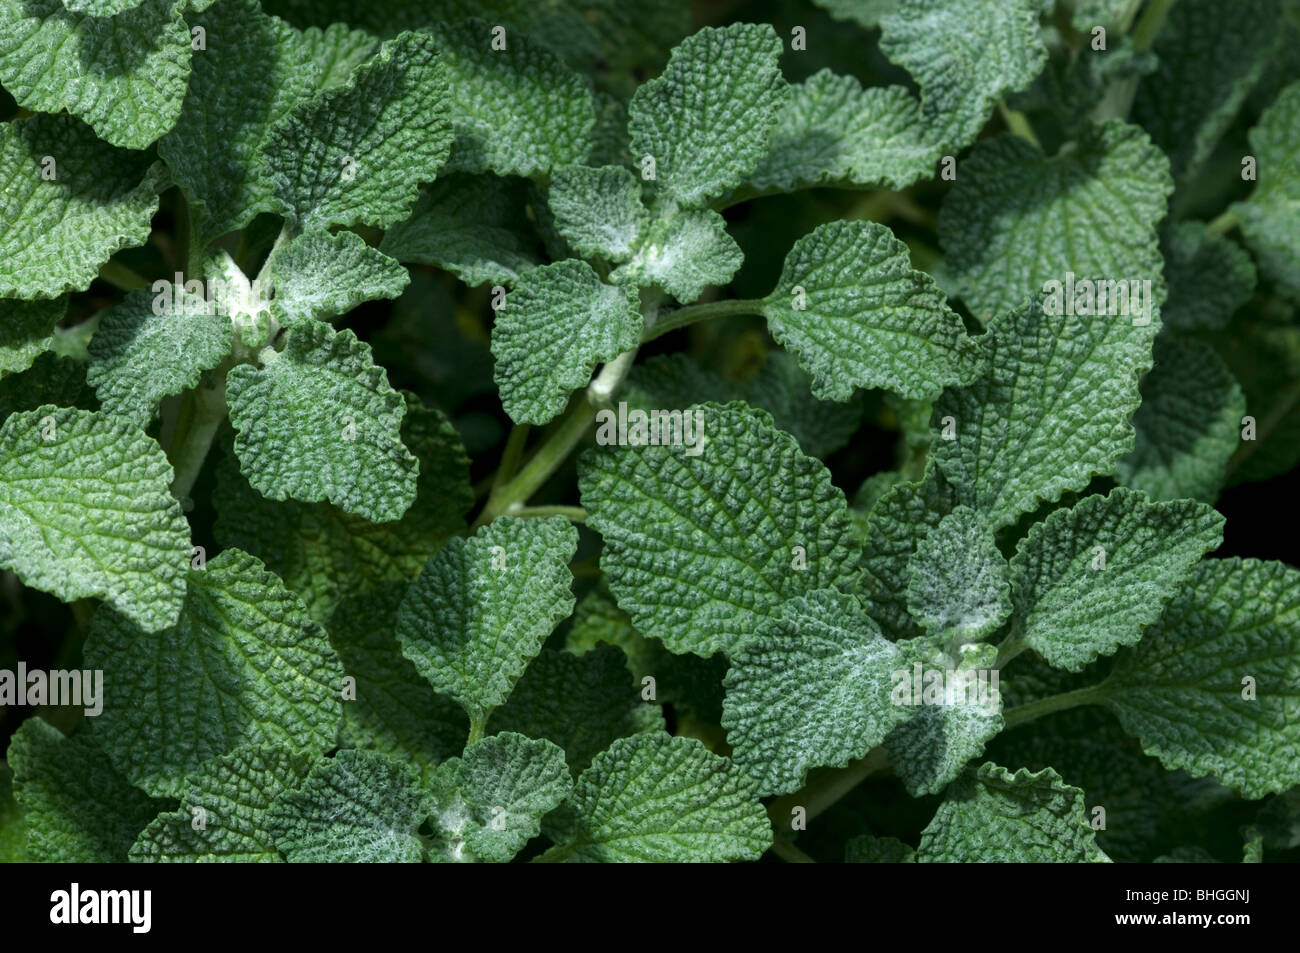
[0,0,1298,864]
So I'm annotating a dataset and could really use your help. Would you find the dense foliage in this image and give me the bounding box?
[1,0,1298,863]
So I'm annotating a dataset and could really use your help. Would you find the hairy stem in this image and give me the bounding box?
[168,365,230,502]
[466,712,488,747]
[1001,684,1107,730]
[474,343,642,527]
[998,101,1042,150]
[51,314,101,362]
[1093,0,1176,121]
[766,747,891,832]
[511,505,587,523]
[1206,207,1242,236]
[1131,0,1176,52]
[641,298,766,344]
[1224,379,1300,480]
[473,398,595,528]
[98,259,148,292]
[489,423,532,498]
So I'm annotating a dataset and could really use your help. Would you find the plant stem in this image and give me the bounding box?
[995,629,1029,668]
[1206,207,1242,236]
[1131,0,1176,52]
[1001,684,1106,729]
[472,397,594,528]
[1092,0,1176,122]
[1224,379,1300,480]
[998,101,1043,150]
[511,505,587,523]
[489,423,531,497]
[466,712,488,747]
[641,298,766,344]
[176,192,205,281]
[51,314,101,362]
[767,747,891,830]
[168,365,230,502]
[474,343,644,527]
[98,260,148,291]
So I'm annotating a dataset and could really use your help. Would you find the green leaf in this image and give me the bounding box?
[613,208,742,303]
[749,351,866,457]
[761,220,982,402]
[580,401,861,657]
[434,18,595,178]
[226,321,418,522]
[63,0,146,14]
[905,506,1011,641]
[294,20,379,89]
[330,586,469,771]
[1097,558,1300,798]
[1117,335,1247,503]
[426,733,571,862]
[379,173,542,286]
[540,732,772,862]
[129,746,313,863]
[988,707,1238,863]
[878,0,1046,151]
[888,696,1005,799]
[746,72,939,193]
[267,749,429,862]
[82,549,345,797]
[266,231,409,327]
[1070,0,1130,31]
[1132,0,1282,180]
[396,515,578,726]
[492,259,641,425]
[1234,81,1300,301]
[625,351,865,460]
[0,762,28,862]
[0,0,191,149]
[940,121,1172,323]
[1160,223,1257,332]
[214,399,469,625]
[931,300,1158,529]
[0,296,67,380]
[0,406,189,631]
[1010,488,1224,671]
[721,589,909,796]
[0,114,163,299]
[885,640,1005,797]
[858,466,958,641]
[158,0,339,244]
[266,30,453,231]
[628,23,787,209]
[489,646,663,772]
[8,719,166,862]
[86,286,233,424]
[565,586,727,727]
[918,762,1105,862]
[548,165,649,263]
[845,832,915,863]
[1257,787,1300,850]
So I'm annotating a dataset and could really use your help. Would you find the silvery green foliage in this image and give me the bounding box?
[4,4,1300,866]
